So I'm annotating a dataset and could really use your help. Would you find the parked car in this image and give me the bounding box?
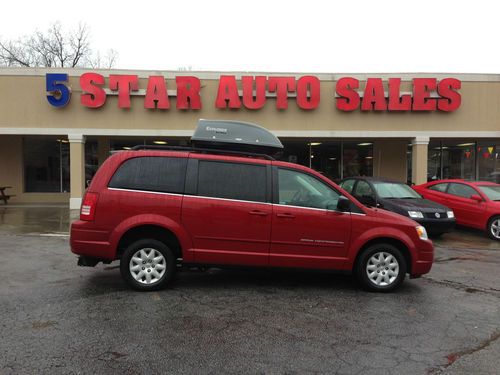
[339,177,455,236]
[413,179,500,240]
[71,120,433,292]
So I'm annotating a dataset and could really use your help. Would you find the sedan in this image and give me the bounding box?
[340,177,455,236]
[413,179,500,240]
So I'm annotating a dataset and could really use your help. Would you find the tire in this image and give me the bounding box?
[356,243,407,292]
[120,239,176,291]
[487,216,500,241]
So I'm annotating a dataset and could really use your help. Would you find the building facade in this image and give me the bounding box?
[1,68,500,208]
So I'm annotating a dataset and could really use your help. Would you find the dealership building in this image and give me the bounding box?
[1,68,500,208]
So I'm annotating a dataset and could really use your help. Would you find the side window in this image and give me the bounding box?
[278,168,340,210]
[340,179,355,194]
[353,180,374,198]
[108,156,187,193]
[197,161,267,203]
[447,183,477,199]
[428,183,448,193]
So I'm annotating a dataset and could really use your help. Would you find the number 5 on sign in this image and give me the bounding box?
[46,73,71,107]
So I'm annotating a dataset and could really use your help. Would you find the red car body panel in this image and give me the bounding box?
[413,180,500,231]
[71,150,434,277]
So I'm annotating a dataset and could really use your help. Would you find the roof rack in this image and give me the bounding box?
[130,144,276,160]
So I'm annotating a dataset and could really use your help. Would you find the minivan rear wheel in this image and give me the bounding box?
[356,243,406,292]
[120,239,176,291]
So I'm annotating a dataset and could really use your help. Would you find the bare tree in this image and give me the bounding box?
[0,22,118,68]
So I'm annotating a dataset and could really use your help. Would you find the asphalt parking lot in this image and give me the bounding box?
[0,206,499,374]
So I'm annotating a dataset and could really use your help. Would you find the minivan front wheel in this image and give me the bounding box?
[356,244,406,292]
[120,239,176,291]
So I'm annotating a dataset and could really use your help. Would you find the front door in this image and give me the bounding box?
[445,183,486,228]
[270,166,351,269]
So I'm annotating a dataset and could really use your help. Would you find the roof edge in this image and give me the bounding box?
[1,67,500,82]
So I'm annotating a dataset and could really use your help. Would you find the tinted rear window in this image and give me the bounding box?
[109,156,187,194]
[197,161,267,202]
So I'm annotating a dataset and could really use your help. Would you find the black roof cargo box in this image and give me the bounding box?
[191,119,283,156]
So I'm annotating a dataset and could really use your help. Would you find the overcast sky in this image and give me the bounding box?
[1,0,498,73]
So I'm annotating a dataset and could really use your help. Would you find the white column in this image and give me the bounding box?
[68,134,86,209]
[411,136,429,185]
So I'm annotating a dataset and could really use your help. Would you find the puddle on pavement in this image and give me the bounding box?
[0,206,78,235]
[432,228,500,251]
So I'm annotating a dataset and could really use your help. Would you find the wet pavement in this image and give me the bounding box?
[0,206,499,374]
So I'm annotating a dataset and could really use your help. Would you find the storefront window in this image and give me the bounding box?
[428,140,476,181]
[309,141,341,182]
[23,137,70,192]
[427,140,442,181]
[110,138,189,151]
[279,140,372,181]
[278,140,310,168]
[442,140,475,180]
[85,139,99,184]
[343,141,373,178]
[478,141,500,183]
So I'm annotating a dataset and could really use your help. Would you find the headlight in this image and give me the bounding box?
[408,211,424,219]
[416,225,428,240]
[447,211,454,218]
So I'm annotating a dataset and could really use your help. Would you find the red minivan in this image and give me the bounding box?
[71,121,433,292]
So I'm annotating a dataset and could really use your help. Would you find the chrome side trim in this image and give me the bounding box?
[300,239,344,245]
[185,195,271,206]
[107,187,270,205]
[108,187,183,197]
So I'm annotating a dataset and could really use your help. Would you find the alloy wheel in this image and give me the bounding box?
[366,251,399,287]
[129,248,166,285]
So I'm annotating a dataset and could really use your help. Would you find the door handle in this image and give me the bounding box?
[277,213,295,219]
[249,210,268,216]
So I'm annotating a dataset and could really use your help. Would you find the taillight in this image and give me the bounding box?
[80,192,99,221]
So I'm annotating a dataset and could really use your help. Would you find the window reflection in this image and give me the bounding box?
[278,139,373,181]
[23,136,70,192]
[478,141,500,182]
[427,140,476,181]
[310,141,341,182]
[343,141,373,178]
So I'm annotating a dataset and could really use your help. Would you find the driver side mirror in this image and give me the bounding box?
[470,194,482,202]
[337,195,351,212]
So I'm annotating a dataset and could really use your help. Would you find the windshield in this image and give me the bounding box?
[478,185,500,201]
[373,182,421,199]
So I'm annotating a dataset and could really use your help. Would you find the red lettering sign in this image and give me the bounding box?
[109,75,139,108]
[268,77,296,109]
[336,77,461,112]
[361,78,387,111]
[71,72,462,112]
[144,76,170,109]
[242,76,266,110]
[296,76,320,110]
[176,76,201,110]
[388,78,411,111]
[412,78,437,111]
[215,75,242,109]
[336,77,360,111]
[437,78,461,111]
[80,73,106,108]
